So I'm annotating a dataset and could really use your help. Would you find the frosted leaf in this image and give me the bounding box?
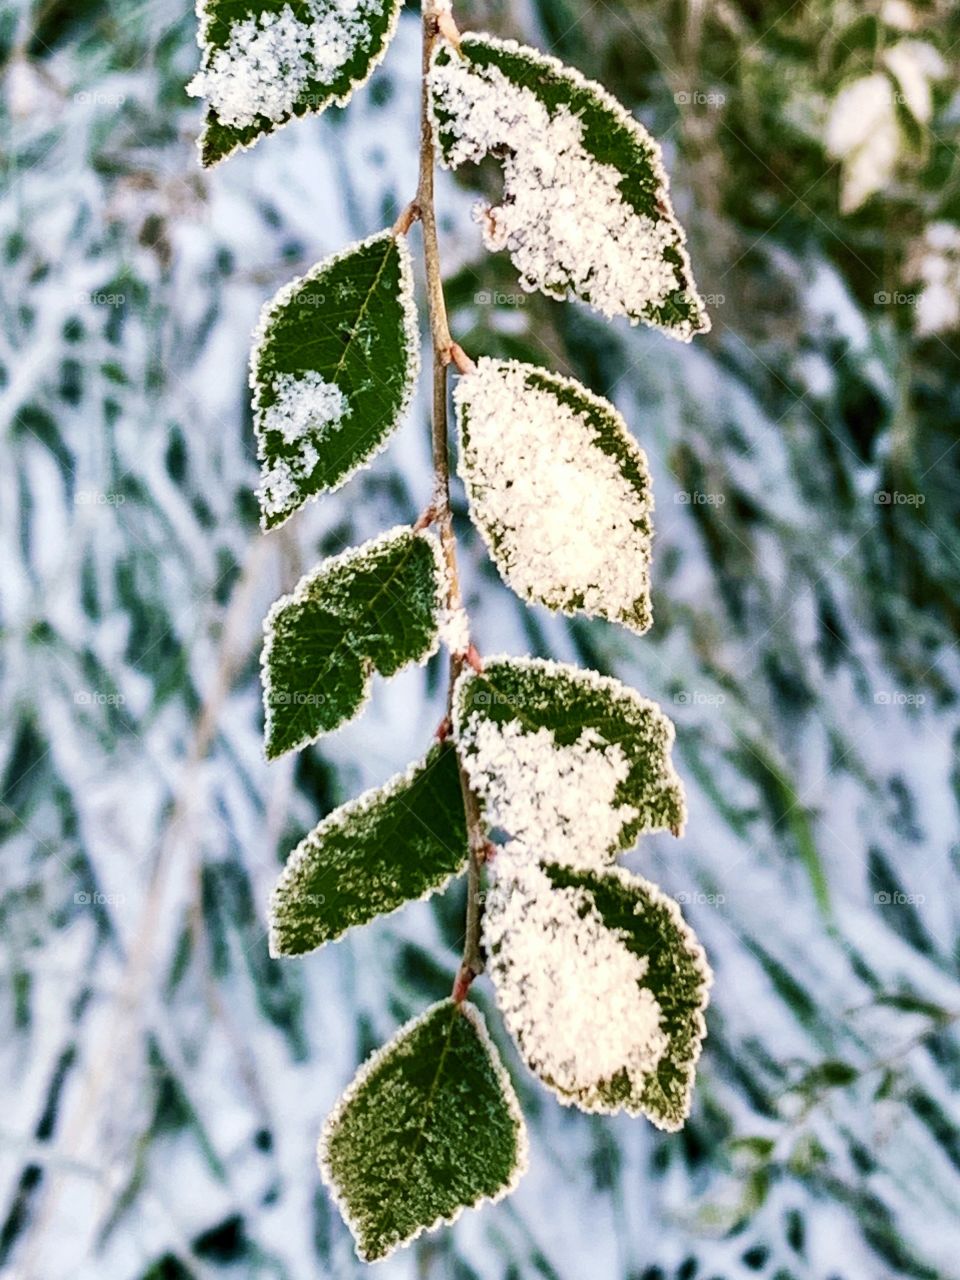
[269,742,468,955]
[428,34,710,340]
[882,40,946,125]
[319,999,528,1262]
[251,231,418,530]
[190,0,403,165]
[826,74,899,213]
[455,358,653,632]
[453,656,686,865]
[261,526,447,758]
[484,858,711,1127]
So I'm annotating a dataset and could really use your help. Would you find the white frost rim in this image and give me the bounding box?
[249,228,420,532]
[317,998,530,1263]
[261,524,448,758]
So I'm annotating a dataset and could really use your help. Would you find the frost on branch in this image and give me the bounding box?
[261,526,447,758]
[189,0,403,166]
[453,656,686,865]
[455,358,654,632]
[320,999,528,1262]
[251,231,418,530]
[269,742,467,955]
[428,34,710,340]
[484,857,711,1127]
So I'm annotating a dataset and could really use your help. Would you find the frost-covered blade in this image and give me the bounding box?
[484,857,711,1128]
[262,526,447,758]
[453,656,686,864]
[319,999,528,1262]
[251,230,418,530]
[269,742,468,955]
[455,358,654,632]
[190,0,404,166]
[428,34,710,340]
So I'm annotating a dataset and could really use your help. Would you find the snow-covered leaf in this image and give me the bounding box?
[453,656,686,867]
[319,999,528,1262]
[455,357,653,632]
[189,0,403,166]
[428,34,710,340]
[269,742,468,955]
[251,230,418,530]
[484,857,711,1128]
[262,526,446,758]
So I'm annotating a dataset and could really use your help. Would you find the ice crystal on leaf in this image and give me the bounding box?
[261,526,447,758]
[190,0,404,165]
[484,858,711,1127]
[454,656,686,863]
[269,742,468,955]
[319,1000,528,1262]
[455,358,654,632]
[428,34,709,339]
[251,230,418,530]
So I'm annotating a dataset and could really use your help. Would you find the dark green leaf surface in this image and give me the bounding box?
[262,526,446,758]
[269,742,468,955]
[319,999,528,1262]
[251,231,418,530]
[193,0,403,166]
[454,656,686,849]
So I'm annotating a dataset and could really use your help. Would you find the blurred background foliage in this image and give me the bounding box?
[1,0,959,1277]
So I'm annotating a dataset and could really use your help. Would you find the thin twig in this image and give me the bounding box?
[417,0,485,1001]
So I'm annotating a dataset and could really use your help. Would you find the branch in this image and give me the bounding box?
[417,0,485,1002]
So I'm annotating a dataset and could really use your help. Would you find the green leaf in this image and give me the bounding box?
[269,742,468,955]
[262,526,447,758]
[484,859,711,1129]
[453,656,686,866]
[428,33,710,340]
[251,230,418,530]
[190,0,404,167]
[319,999,528,1262]
[455,357,654,632]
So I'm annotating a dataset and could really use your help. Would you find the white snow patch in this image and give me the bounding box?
[429,37,709,338]
[484,858,668,1100]
[455,358,653,631]
[458,717,638,870]
[257,370,348,519]
[189,0,385,130]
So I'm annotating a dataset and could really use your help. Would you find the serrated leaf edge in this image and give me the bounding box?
[451,653,688,840]
[250,228,420,531]
[261,525,448,758]
[267,744,468,957]
[454,356,655,634]
[192,0,405,167]
[428,32,710,341]
[318,998,530,1263]
[488,863,712,1130]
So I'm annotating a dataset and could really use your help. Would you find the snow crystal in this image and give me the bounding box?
[256,370,349,520]
[429,38,709,338]
[484,859,668,1101]
[437,604,470,655]
[189,0,384,130]
[458,716,638,870]
[455,358,653,631]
